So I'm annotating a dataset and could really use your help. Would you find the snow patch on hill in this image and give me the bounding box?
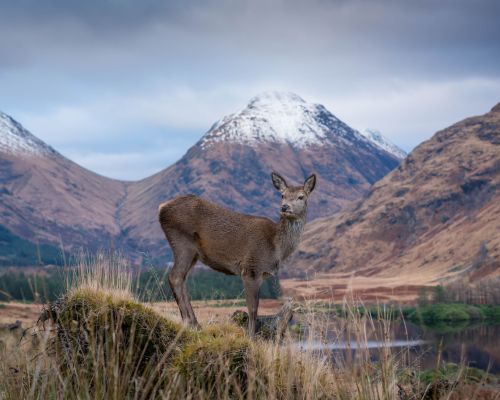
[0,112,56,157]
[360,129,406,159]
[201,91,368,148]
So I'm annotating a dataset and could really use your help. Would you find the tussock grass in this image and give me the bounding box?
[0,254,497,399]
[67,252,133,301]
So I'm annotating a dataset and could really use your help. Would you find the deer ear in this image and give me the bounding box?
[271,172,288,192]
[304,174,316,194]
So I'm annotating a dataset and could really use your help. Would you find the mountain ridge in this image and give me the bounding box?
[200,91,405,159]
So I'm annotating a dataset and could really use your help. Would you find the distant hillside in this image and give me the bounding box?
[289,103,500,283]
[0,111,128,263]
[0,224,61,266]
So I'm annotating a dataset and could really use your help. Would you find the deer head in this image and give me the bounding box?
[271,172,316,219]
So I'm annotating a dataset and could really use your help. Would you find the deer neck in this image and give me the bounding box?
[276,215,306,262]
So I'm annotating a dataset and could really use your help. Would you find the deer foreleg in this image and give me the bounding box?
[242,273,263,338]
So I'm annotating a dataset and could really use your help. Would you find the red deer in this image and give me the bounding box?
[158,172,316,337]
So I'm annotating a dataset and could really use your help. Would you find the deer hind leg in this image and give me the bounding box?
[168,235,199,327]
[242,273,263,338]
[181,254,199,326]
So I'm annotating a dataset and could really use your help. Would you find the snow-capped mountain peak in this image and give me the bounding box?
[360,129,407,159]
[0,111,56,157]
[201,91,358,148]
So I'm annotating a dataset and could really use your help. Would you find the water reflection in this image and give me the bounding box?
[420,323,500,373]
[297,318,500,373]
[300,339,427,350]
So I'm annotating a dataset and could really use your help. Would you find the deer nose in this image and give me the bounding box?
[281,204,290,213]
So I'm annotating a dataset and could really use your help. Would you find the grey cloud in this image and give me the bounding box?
[0,0,189,30]
[1,0,499,77]
[0,0,498,179]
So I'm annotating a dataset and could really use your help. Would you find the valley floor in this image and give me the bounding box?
[280,273,434,302]
[0,299,283,327]
[0,273,451,327]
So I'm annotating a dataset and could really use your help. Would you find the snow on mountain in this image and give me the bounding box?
[360,129,407,159]
[0,111,56,157]
[201,91,371,148]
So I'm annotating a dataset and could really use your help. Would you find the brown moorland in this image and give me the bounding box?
[287,103,500,296]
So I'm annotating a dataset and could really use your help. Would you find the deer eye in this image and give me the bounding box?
[281,194,284,199]
[298,195,304,200]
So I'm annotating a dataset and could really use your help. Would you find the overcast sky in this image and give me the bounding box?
[1,0,499,180]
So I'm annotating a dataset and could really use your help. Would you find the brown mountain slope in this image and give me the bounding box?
[0,112,128,256]
[289,103,500,283]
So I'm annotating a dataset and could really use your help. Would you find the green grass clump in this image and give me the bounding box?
[55,288,188,366]
[418,303,470,322]
[174,323,250,396]
[420,363,498,386]
[416,363,499,400]
[478,304,500,321]
[47,288,190,398]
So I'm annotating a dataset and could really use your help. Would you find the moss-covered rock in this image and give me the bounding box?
[50,288,189,376]
[230,300,294,340]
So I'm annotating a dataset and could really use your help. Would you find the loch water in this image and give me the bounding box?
[299,319,500,373]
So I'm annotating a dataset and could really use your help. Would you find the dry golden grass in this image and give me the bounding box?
[0,302,42,325]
